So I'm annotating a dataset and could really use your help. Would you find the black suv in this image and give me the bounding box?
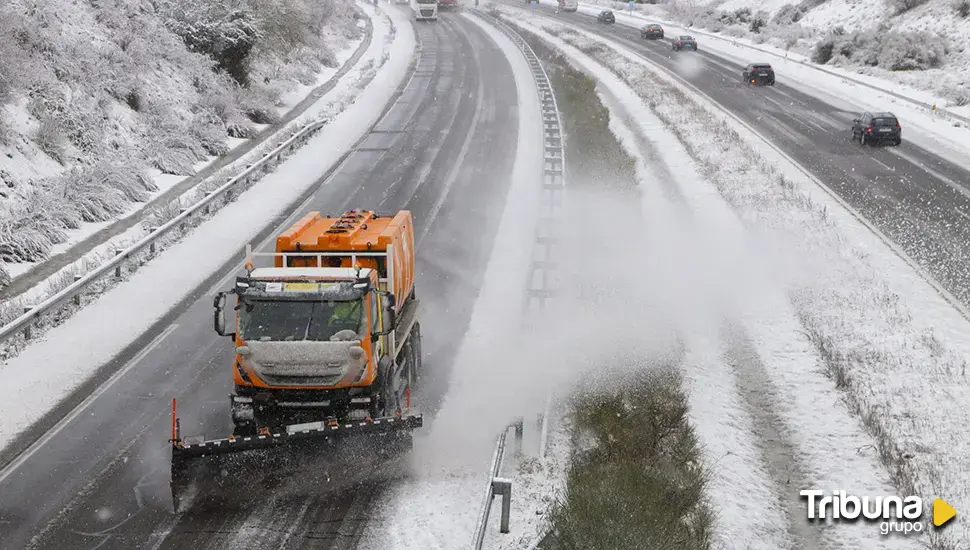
[672,35,697,51]
[852,112,902,146]
[742,63,774,86]
[641,24,664,39]
[597,10,615,23]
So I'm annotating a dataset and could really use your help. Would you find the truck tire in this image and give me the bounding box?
[377,356,398,417]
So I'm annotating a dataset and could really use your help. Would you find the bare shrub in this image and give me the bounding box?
[887,0,931,14]
[59,167,130,222]
[0,187,74,262]
[82,160,157,202]
[0,0,28,108]
[956,0,970,17]
[142,104,209,175]
[32,116,67,164]
[189,110,230,156]
[941,82,970,106]
[147,198,183,227]
[812,29,946,71]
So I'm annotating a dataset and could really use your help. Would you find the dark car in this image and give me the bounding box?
[742,62,775,86]
[641,24,664,39]
[672,35,697,51]
[852,111,902,146]
[597,10,615,23]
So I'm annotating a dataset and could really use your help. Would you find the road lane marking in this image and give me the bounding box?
[0,323,179,482]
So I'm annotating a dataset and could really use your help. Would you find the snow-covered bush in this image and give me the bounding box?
[887,0,931,14]
[0,0,363,270]
[812,29,946,71]
[956,0,970,17]
[0,2,27,109]
[941,81,970,106]
[31,117,67,165]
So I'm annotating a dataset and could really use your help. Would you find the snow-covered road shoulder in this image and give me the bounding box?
[503,8,970,546]
[0,3,415,457]
[356,10,547,550]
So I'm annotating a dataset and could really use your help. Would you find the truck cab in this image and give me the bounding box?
[412,0,438,20]
[213,210,422,434]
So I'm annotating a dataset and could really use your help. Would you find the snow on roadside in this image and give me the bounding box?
[500,17,794,548]
[0,2,416,451]
[0,3,395,362]
[275,18,368,112]
[0,10,370,289]
[533,0,970,172]
[513,13,970,546]
[355,11,546,550]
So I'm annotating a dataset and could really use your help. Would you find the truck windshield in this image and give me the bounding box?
[239,299,364,342]
[416,0,437,4]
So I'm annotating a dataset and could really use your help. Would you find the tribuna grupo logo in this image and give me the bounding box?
[800,490,957,535]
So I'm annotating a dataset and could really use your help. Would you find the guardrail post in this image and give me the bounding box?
[114,250,123,278]
[203,193,212,215]
[73,275,82,306]
[22,306,34,339]
[179,208,187,232]
[492,477,512,533]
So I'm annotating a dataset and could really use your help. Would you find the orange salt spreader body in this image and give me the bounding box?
[169,210,423,512]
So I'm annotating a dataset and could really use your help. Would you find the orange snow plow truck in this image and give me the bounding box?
[169,210,423,510]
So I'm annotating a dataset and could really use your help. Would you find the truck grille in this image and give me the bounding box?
[421,9,434,16]
[258,373,344,386]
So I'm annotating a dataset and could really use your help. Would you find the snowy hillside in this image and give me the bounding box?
[612,0,970,107]
[0,0,362,284]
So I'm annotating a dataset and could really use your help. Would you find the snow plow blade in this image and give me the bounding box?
[168,400,422,513]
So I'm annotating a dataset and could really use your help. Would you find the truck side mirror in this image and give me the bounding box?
[213,291,235,338]
[852,118,860,124]
[385,292,396,309]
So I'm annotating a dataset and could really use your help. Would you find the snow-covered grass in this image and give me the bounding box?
[0,24,365,287]
[0,1,416,452]
[0,0,366,282]
[505,11,970,546]
[531,0,970,171]
[0,4,393,363]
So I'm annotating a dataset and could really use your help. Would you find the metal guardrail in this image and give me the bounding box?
[0,119,328,344]
[594,2,970,126]
[469,9,566,550]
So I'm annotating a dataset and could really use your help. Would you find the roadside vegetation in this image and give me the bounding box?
[542,23,969,549]
[508,22,715,549]
[0,0,363,280]
[513,26,637,192]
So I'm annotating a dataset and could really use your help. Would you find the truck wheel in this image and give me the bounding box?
[377,356,397,417]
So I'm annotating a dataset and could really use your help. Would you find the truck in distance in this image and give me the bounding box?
[412,0,439,20]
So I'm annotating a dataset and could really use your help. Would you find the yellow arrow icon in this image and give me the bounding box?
[934,498,956,527]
